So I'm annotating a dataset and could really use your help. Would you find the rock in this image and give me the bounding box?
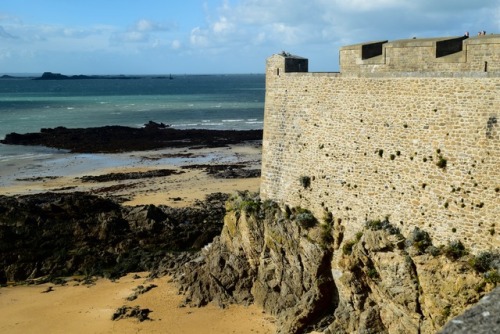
[439,287,500,334]
[126,284,158,301]
[0,192,228,282]
[173,194,497,334]
[79,169,184,182]
[176,194,336,333]
[41,286,54,293]
[111,306,152,322]
[0,126,263,153]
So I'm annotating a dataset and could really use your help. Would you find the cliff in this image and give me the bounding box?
[175,192,498,334]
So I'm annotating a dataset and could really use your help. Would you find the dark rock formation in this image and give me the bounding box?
[126,284,158,301]
[79,169,184,183]
[0,124,263,153]
[439,287,500,334]
[0,192,228,283]
[182,164,260,179]
[112,306,152,322]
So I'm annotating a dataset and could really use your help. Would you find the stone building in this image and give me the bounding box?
[261,35,500,253]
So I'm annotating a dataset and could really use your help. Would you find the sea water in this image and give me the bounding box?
[0,74,265,159]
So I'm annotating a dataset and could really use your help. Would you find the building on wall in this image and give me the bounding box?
[261,35,499,253]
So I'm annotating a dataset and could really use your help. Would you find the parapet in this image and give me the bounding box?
[340,34,500,74]
[266,52,308,76]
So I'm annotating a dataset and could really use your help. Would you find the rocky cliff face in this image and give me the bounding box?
[176,192,499,334]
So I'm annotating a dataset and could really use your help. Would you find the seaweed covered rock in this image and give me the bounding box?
[0,192,228,283]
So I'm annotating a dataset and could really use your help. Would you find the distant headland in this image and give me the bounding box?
[0,72,177,79]
[32,72,145,80]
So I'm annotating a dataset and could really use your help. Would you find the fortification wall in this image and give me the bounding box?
[340,35,500,74]
[261,56,499,253]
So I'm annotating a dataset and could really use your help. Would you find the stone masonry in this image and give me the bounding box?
[260,35,500,253]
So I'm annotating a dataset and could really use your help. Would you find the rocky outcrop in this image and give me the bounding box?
[0,192,228,283]
[175,193,499,334]
[439,287,500,334]
[0,125,263,153]
[176,194,337,333]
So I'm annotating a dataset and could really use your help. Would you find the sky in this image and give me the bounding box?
[0,0,499,74]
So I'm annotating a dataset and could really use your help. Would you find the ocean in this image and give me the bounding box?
[0,74,265,186]
[0,74,264,156]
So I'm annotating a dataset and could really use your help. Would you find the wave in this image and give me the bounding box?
[222,119,245,123]
[0,153,55,163]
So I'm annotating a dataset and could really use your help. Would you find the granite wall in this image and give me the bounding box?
[261,54,499,253]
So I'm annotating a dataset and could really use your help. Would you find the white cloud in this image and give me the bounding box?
[116,30,147,43]
[190,27,210,47]
[134,19,171,32]
[171,39,181,50]
[213,16,233,34]
[112,19,173,44]
[330,0,406,12]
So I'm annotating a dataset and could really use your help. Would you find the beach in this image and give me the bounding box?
[0,273,276,334]
[0,140,275,333]
[0,143,262,207]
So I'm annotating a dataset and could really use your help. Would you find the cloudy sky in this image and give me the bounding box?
[1,0,498,74]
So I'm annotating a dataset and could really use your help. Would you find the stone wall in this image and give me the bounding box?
[261,55,500,253]
[340,35,500,74]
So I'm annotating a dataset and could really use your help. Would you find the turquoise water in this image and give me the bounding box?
[0,74,265,160]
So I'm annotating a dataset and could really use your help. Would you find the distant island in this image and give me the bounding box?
[32,72,144,80]
[0,72,175,80]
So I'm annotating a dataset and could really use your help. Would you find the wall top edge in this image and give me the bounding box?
[339,34,500,50]
[282,71,500,78]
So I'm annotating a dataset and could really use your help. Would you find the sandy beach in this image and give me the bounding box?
[0,141,275,333]
[0,273,276,334]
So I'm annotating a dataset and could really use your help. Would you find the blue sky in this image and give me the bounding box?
[0,0,499,74]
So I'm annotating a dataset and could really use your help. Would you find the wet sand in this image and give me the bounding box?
[0,143,262,207]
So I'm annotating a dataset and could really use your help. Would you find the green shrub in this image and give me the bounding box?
[299,176,311,189]
[323,211,333,225]
[366,219,382,230]
[426,246,441,257]
[484,270,500,284]
[342,240,357,255]
[239,199,260,213]
[469,252,498,272]
[367,268,379,279]
[406,227,433,254]
[443,240,468,260]
[442,305,451,318]
[294,209,317,228]
[436,156,447,169]
[366,219,400,235]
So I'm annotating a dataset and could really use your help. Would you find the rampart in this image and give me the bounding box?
[260,35,500,253]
